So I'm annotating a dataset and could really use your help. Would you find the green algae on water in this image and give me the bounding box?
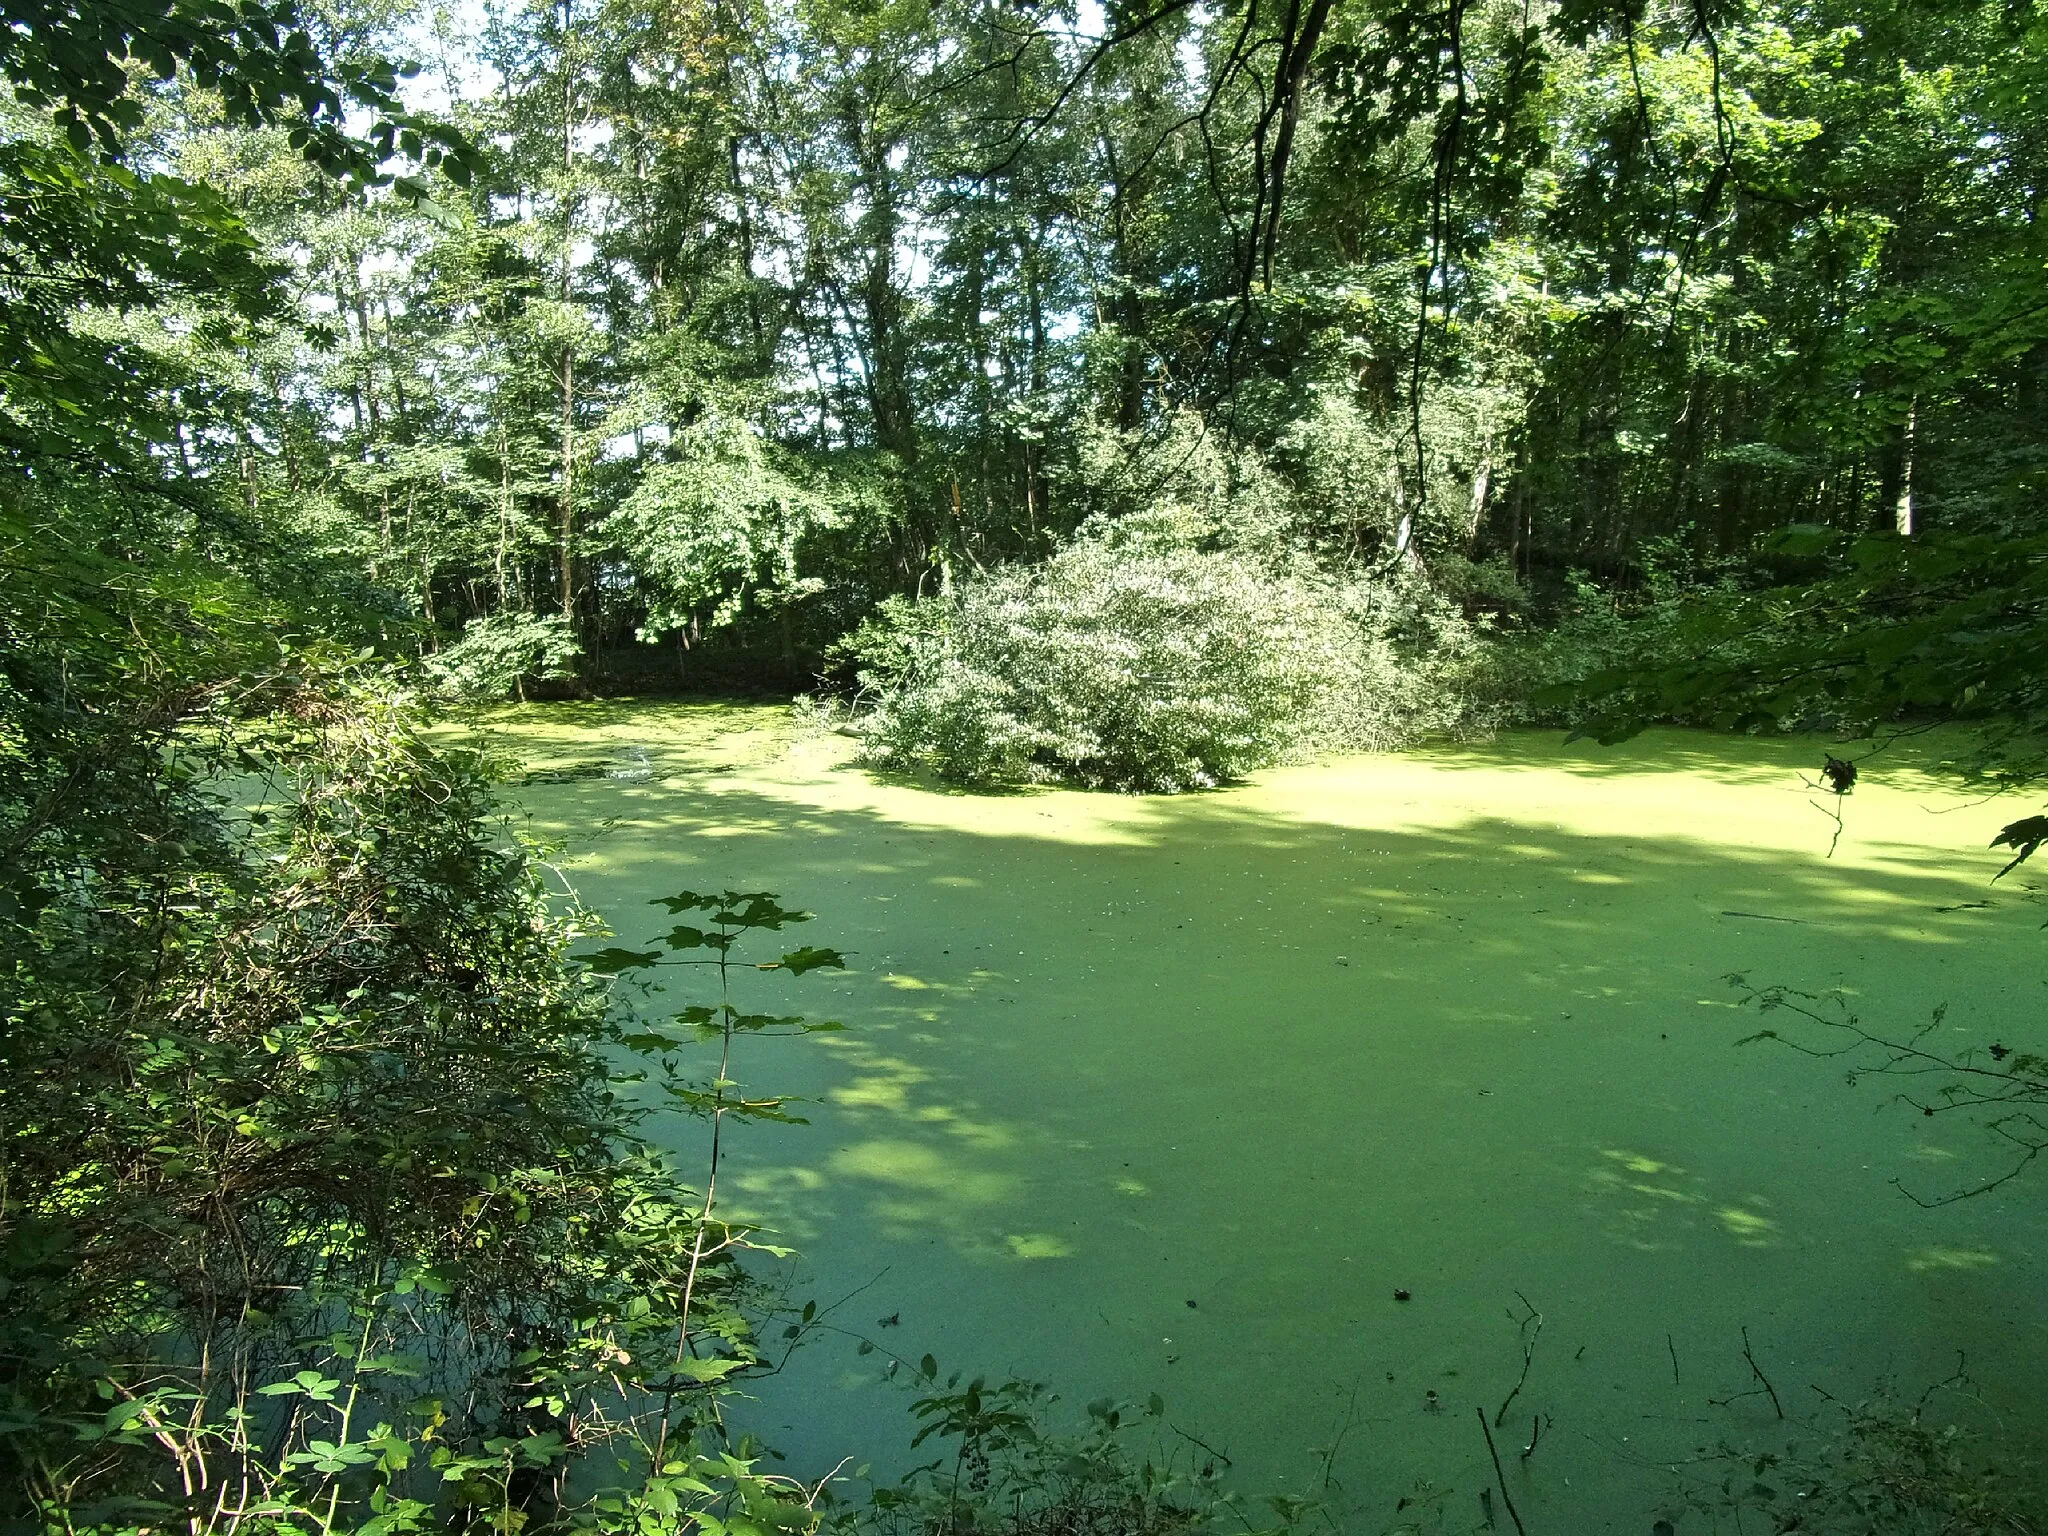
[455,702,2048,1531]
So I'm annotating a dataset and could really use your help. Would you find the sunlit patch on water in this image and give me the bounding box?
[1905,1246,2000,1271]
[1715,1205,1780,1245]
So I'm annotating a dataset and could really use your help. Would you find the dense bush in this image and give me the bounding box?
[836,525,1486,792]
[844,1376,1277,1536]
[425,610,583,700]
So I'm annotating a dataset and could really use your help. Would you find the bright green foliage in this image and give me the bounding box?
[848,529,1482,792]
[39,0,2039,747]
[0,0,472,182]
[7,0,2048,1509]
[425,611,583,701]
[0,0,474,490]
[604,414,839,644]
[0,135,272,465]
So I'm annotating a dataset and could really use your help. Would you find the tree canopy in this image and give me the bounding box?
[3,0,2033,717]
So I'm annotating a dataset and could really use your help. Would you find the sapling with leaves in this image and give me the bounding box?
[580,889,847,1465]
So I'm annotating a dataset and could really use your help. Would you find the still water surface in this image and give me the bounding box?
[465,703,2047,1529]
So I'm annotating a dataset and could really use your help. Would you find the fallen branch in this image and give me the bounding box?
[1494,1291,1544,1428]
[1475,1408,1528,1536]
[1742,1327,1783,1420]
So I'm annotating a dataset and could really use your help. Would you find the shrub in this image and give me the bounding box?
[845,1376,1275,1536]
[842,529,1483,793]
[425,610,583,701]
[1055,411,1294,554]
[1674,1390,2041,1534]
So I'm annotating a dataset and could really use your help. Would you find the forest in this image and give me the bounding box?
[3,0,2047,1526]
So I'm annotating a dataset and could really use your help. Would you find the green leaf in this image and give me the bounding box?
[678,1356,746,1383]
[578,947,664,974]
[653,891,720,914]
[730,1013,803,1033]
[358,1352,427,1378]
[773,947,845,975]
[258,1370,343,1400]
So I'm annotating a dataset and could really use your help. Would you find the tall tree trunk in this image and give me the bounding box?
[1099,136,1149,430]
[1466,441,1492,552]
[497,418,513,607]
[729,131,764,352]
[559,350,576,621]
[380,297,411,439]
[1894,397,1917,536]
[347,264,383,435]
[848,103,917,463]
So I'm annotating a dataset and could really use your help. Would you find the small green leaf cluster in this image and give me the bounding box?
[843,1358,1285,1536]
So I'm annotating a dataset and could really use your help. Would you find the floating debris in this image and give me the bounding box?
[607,745,655,782]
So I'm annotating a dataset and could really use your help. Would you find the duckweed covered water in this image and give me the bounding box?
[462,703,2047,1529]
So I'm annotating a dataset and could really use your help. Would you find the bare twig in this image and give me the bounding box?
[1317,1378,1360,1491]
[1166,1420,1234,1469]
[1475,1408,1528,1536]
[1741,1327,1783,1420]
[1914,1352,1972,1420]
[1494,1291,1544,1428]
[1731,979,2048,1203]
[1809,795,1847,858]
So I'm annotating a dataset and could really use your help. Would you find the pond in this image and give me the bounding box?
[461,702,2047,1530]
